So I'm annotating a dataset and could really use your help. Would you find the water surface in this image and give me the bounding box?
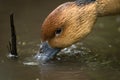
[0,0,120,80]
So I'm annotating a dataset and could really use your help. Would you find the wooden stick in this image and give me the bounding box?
[8,13,18,58]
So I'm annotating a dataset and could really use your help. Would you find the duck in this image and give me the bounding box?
[39,0,120,62]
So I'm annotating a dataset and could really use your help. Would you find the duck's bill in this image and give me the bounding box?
[38,42,61,63]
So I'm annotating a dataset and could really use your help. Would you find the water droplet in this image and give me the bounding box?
[36,78,40,80]
[108,45,112,48]
[57,57,61,61]
[18,41,21,45]
[71,45,77,49]
[22,42,26,46]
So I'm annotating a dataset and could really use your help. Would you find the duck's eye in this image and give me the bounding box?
[55,28,62,36]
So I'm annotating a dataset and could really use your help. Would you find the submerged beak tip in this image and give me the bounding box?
[39,55,50,63]
[38,42,61,63]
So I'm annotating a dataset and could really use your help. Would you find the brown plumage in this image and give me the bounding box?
[41,0,120,48]
[39,0,120,62]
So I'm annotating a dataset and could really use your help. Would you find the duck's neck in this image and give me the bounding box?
[96,0,120,17]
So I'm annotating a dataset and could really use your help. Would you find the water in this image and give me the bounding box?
[0,0,120,80]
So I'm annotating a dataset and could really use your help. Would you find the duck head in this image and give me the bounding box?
[39,1,97,62]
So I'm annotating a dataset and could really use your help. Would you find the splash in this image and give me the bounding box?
[34,42,91,63]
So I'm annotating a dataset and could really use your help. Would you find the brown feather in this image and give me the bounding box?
[41,0,120,48]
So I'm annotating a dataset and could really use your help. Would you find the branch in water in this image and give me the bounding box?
[8,13,18,58]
